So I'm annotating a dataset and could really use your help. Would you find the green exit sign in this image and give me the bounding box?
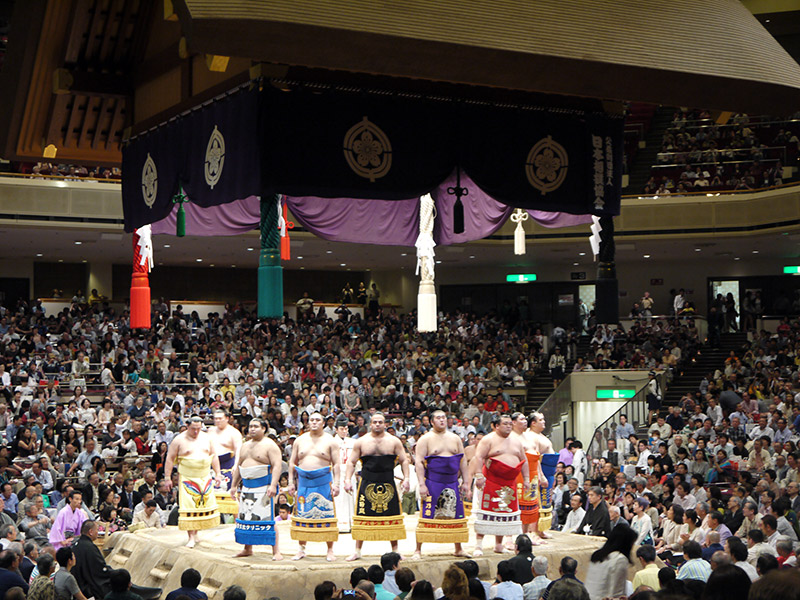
[785,266,800,274]
[506,274,537,283]
[596,388,636,399]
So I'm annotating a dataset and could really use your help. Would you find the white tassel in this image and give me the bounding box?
[589,215,601,261]
[415,194,437,332]
[511,209,528,255]
[135,225,154,271]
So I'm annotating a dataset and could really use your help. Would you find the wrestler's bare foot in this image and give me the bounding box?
[234,549,253,557]
[272,552,283,561]
[345,552,361,562]
[537,531,552,539]
[411,551,422,560]
[453,550,471,558]
[292,550,306,561]
[326,549,336,562]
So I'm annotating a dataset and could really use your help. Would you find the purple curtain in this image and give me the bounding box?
[149,173,591,241]
[150,196,260,236]
[286,196,420,246]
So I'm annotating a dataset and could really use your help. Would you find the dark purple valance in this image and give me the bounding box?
[151,170,591,242]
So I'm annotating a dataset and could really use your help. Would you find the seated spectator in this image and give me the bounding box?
[27,553,55,600]
[367,564,393,600]
[0,550,28,597]
[541,557,581,600]
[507,535,534,585]
[520,555,549,600]
[165,569,207,600]
[676,540,711,583]
[490,560,523,600]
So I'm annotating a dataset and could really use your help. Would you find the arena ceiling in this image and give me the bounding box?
[0,224,795,272]
[2,0,800,168]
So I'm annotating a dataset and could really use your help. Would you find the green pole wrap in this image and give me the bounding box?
[176,203,186,237]
[173,187,188,238]
[258,194,283,319]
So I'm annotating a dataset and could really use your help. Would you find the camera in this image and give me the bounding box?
[342,591,356,597]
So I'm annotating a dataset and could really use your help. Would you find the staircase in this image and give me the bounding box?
[626,107,675,193]
[524,371,555,412]
[662,333,748,407]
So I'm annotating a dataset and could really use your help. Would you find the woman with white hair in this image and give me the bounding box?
[631,496,654,545]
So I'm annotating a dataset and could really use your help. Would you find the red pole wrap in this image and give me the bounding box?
[130,232,151,329]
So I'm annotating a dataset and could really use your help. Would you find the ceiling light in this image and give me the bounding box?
[247,247,254,251]
[401,253,408,257]
[164,244,171,248]
[35,253,42,257]
[573,262,579,266]
[74,241,82,245]
[734,257,740,261]
[58,259,63,263]
[231,265,236,268]
[643,254,650,258]
[695,248,701,252]
[81,259,87,263]
[300,266,305,270]
[210,264,215,267]
[469,255,475,259]
[296,256,303,260]
[196,258,202,262]
[326,250,333,254]
[340,263,346,267]
[435,260,442,264]
[752,250,759,254]
[579,252,586,256]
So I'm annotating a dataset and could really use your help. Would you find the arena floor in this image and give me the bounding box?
[105,517,607,600]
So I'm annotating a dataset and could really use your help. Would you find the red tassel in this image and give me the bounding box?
[130,232,151,329]
[281,235,290,260]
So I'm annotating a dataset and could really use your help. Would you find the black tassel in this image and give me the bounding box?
[453,198,465,234]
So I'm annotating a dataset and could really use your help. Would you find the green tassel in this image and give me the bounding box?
[172,186,189,237]
[176,203,186,237]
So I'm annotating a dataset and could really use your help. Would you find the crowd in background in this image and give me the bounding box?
[0,294,798,599]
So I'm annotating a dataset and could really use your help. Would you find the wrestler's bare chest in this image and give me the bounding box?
[296,435,332,461]
[486,435,520,460]
[359,436,396,456]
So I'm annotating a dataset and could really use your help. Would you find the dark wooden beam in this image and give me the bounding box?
[81,0,106,63]
[92,95,114,149]
[63,94,86,148]
[133,40,183,86]
[54,67,132,99]
[77,95,100,148]
[111,0,137,64]
[63,0,92,64]
[129,70,250,137]
[97,0,124,65]
[105,96,125,150]
[0,0,48,158]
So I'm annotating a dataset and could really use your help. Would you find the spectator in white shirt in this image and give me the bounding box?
[749,416,775,442]
[673,481,698,511]
[562,494,586,533]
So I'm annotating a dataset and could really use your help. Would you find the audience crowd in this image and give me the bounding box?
[642,110,798,196]
[0,294,798,600]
